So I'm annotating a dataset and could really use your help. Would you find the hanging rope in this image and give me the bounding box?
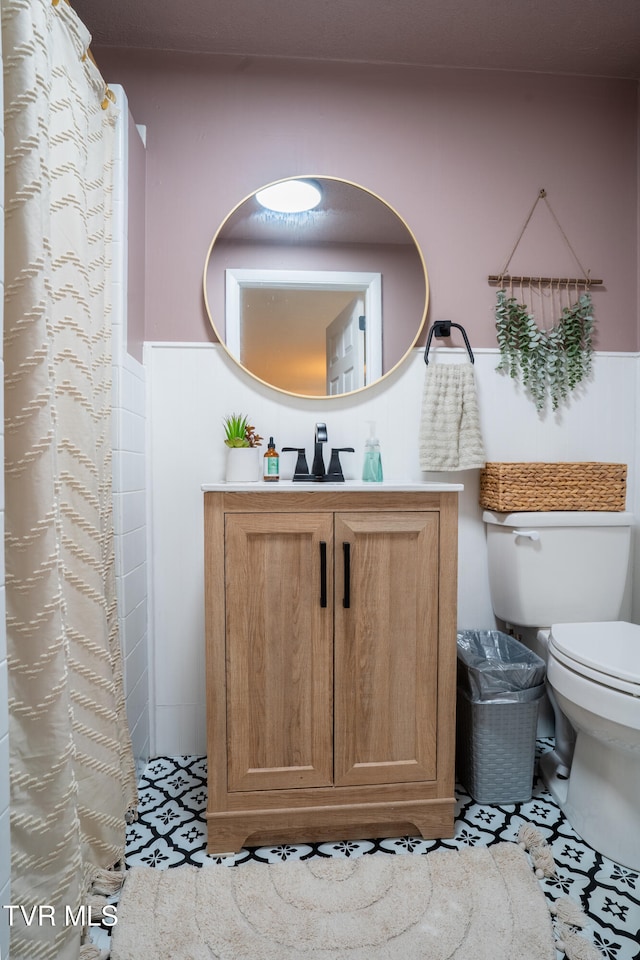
[488,188,602,288]
[497,189,590,284]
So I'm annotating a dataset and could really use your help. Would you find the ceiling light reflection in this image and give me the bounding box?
[256,179,322,213]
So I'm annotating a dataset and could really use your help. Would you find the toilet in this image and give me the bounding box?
[483,509,640,870]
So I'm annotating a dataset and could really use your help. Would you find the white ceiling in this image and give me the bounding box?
[71,0,640,80]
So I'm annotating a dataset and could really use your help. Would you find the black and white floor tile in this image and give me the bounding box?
[94,743,640,959]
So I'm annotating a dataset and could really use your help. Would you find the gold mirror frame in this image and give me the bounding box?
[203,175,429,399]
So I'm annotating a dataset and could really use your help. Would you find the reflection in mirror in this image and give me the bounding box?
[204,177,428,398]
[227,268,382,395]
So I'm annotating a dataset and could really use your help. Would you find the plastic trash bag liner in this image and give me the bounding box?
[456,629,546,702]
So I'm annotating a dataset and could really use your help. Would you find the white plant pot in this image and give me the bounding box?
[225,447,260,482]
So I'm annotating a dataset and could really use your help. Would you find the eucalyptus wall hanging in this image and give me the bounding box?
[489,189,602,412]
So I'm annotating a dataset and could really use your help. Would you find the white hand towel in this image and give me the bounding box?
[419,362,486,471]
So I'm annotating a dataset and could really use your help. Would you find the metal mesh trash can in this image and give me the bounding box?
[456,630,546,804]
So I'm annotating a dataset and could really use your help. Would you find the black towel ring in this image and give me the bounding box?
[424,320,475,365]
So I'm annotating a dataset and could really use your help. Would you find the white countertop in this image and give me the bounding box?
[202,480,464,492]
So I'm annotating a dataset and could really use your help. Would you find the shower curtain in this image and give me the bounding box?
[3,1,137,958]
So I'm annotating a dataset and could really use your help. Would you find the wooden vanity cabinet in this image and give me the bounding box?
[204,488,458,854]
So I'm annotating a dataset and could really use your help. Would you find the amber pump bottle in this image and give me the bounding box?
[263,437,280,481]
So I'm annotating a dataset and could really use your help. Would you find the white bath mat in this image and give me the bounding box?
[110,841,556,959]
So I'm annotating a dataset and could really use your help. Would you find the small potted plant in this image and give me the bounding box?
[223,413,263,481]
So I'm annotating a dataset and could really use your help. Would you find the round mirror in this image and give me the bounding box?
[203,176,429,398]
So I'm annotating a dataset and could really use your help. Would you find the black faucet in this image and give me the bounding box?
[312,423,328,479]
[283,424,354,481]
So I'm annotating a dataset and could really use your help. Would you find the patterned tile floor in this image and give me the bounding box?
[94,743,640,959]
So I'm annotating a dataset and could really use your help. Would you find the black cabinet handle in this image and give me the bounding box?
[342,541,351,608]
[320,541,327,607]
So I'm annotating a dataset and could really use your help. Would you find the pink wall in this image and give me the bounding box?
[97,51,639,351]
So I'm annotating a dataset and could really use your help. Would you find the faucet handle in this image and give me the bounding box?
[327,447,355,482]
[282,447,310,480]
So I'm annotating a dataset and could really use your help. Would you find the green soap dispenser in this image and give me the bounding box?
[362,421,383,482]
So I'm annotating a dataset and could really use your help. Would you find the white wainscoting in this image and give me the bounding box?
[145,342,639,756]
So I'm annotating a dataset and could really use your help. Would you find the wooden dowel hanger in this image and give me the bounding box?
[488,275,603,286]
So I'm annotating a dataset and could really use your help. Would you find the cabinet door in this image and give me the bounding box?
[225,512,334,792]
[334,512,439,787]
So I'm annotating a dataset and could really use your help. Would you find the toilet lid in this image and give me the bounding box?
[549,621,640,690]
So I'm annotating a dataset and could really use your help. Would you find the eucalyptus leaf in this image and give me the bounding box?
[494,288,595,412]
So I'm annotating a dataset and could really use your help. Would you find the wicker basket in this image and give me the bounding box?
[479,462,627,512]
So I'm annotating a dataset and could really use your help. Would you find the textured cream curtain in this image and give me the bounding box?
[3,1,137,958]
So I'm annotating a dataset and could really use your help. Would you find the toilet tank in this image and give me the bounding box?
[483,511,633,627]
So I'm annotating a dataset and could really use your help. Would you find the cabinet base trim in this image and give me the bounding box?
[206,798,455,856]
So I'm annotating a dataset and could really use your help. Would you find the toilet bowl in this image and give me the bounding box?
[483,510,639,868]
[541,621,640,870]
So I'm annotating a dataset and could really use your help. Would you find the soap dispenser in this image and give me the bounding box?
[362,421,383,482]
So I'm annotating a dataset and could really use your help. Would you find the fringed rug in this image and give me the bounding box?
[110,841,556,959]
